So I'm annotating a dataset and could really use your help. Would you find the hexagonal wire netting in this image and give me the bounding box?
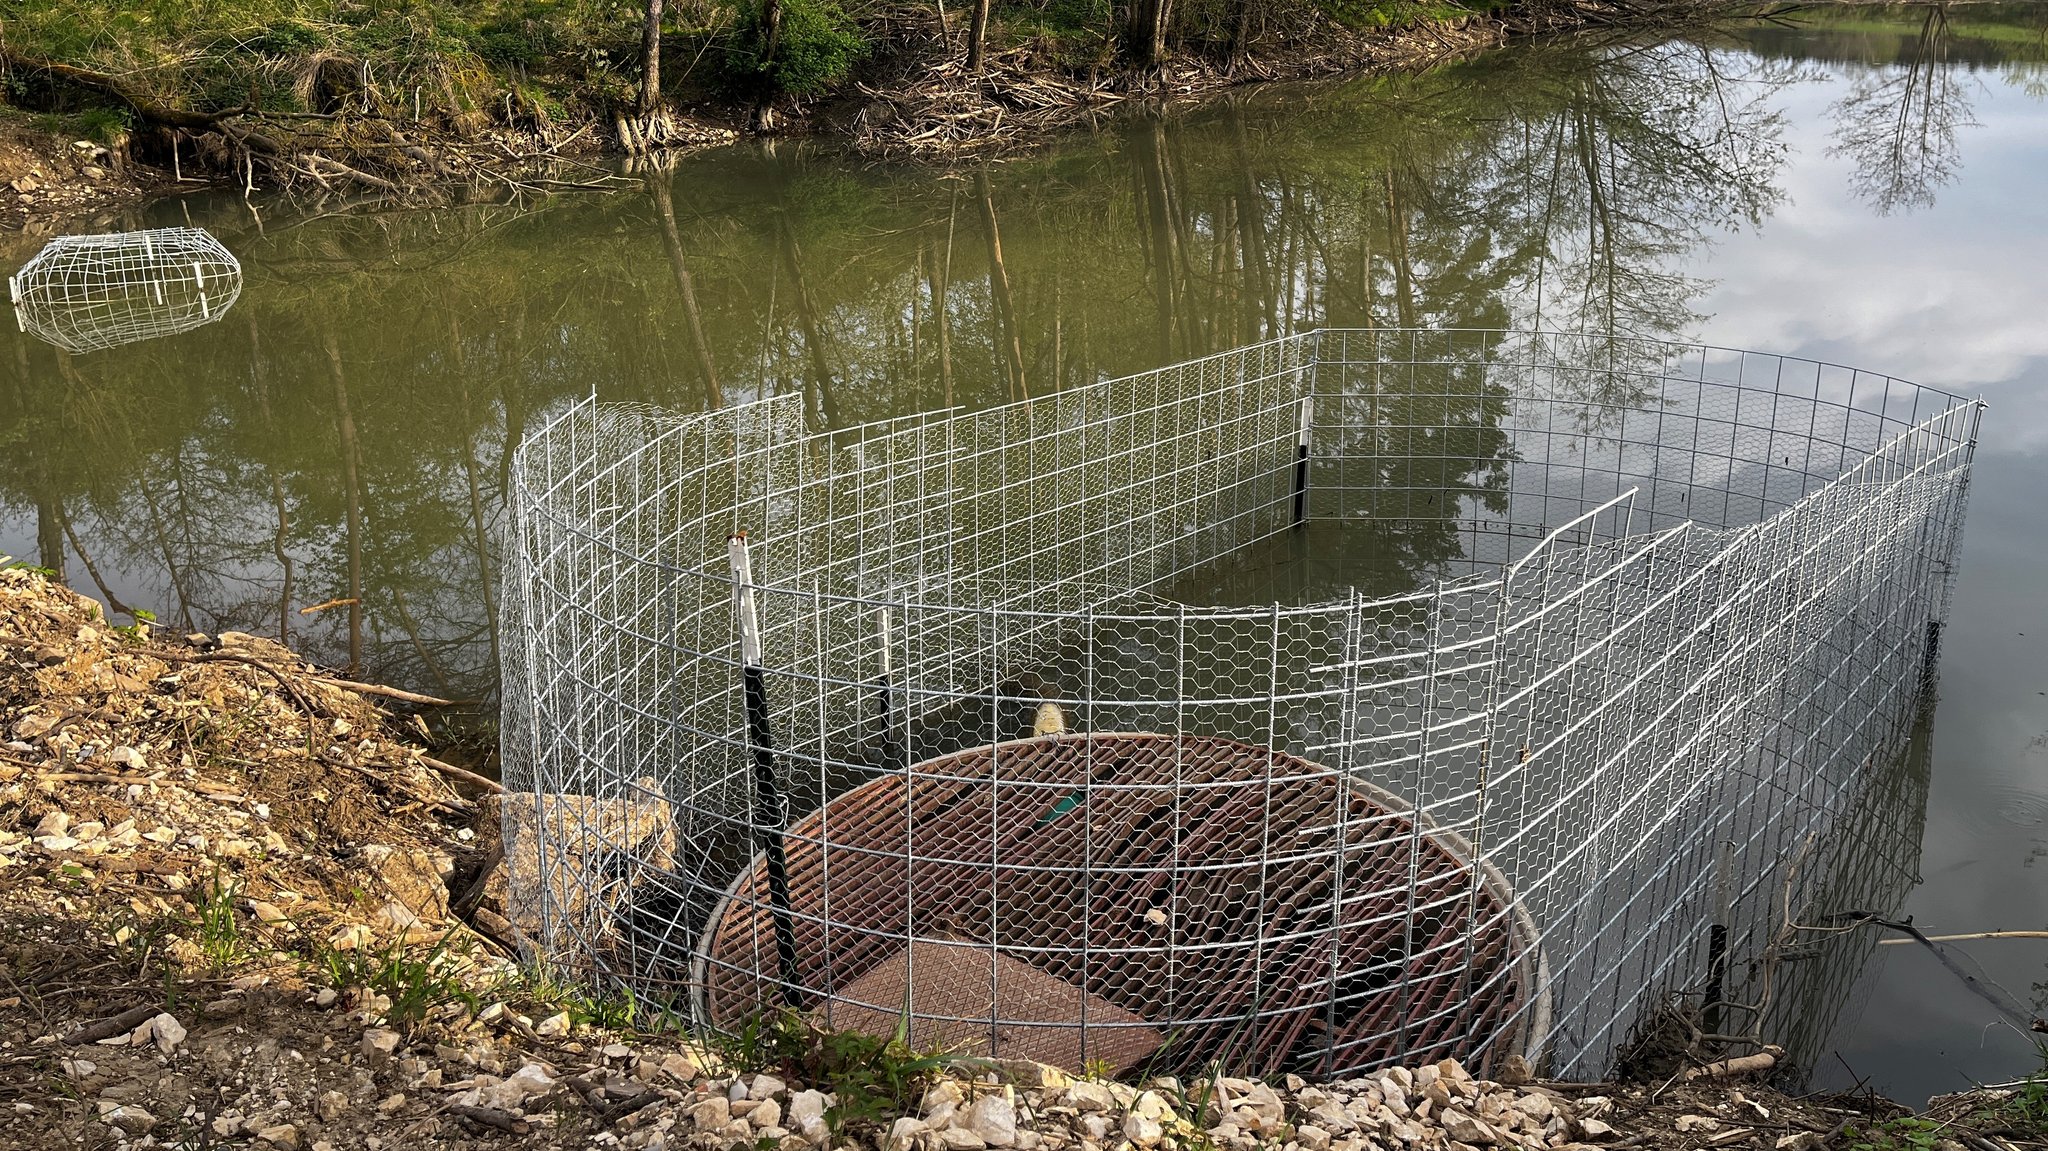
[500,329,1978,1080]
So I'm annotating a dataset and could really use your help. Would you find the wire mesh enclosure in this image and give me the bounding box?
[8,227,242,353]
[501,329,1979,1080]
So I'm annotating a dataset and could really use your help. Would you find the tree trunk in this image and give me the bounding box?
[639,0,666,114]
[1129,0,1171,68]
[976,170,1028,402]
[35,496,66,583]
[647,173,725,408]
[323,330,366,676]
[752,0,787,128]
[775,214,841,429]
[968,0,991,72]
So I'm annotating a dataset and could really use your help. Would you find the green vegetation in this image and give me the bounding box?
[705,1009,963,1134]
[194,868,249,972]
[1844,1046,2048,1151]
[0,0,1520,170]
[318,933,478,1029]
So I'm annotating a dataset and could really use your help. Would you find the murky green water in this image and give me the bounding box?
[5,2,2046,1102]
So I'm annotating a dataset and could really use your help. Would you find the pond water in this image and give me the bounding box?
[4,1,2045,1104]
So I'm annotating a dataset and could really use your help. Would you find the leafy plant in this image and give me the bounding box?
[320,933,477,1029]
[113,607,157,642]
[193,867,246,971]
[720,0,864,98]
[706,1009,960,1135]
[0,556,60,579]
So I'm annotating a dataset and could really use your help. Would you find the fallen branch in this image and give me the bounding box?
[61,1004,160,1045]
[308,676,464,707]
[417,753,504,795]
[298,598,360,615]
[1878,930,2048,945]
[1684,1047,1780,1081]
[448,1104,530,1134]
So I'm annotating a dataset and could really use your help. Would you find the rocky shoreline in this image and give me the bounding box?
[0,566,2034,1150]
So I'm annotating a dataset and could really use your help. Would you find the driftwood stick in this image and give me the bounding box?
[309,676,464,707]
[448,1104,530,1134]
[1684,1047,1780,1081]
[418,754,504,794]
[62,1004,160,1045]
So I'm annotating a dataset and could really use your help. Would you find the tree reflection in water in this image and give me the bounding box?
[0,31,1895,712]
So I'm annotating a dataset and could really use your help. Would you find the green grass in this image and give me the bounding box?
[193,867,248,972]
[705,1009,966,1135]
[318,932,477,1029]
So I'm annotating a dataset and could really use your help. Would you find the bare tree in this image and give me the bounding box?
[968,0,991,72]
[639,0,666,114]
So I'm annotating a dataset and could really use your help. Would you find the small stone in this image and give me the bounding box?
[750,1073,788,1101]
[361,1028,402,1067]
[1124,1114,1165,1147]
[1774,1134,1819,1151]
[789,1089,829,1143]
[924,1081,965,1112]
[1495,1055,1532,1086]
[145,1013,186,1052]
[481,1063,555,1111]
[885,1117,927,1151]
[603,1042,633,1060]
[661,1052,701,1081]
[1441,1110,1498,1145]
[1064,1082,1115,1112]
[315,1091,348,1121]
[250,901,289,924]
[533,1011,571,1038]
[999,1060,1072,1090]
[1131,1092,1177,1123]
[36,835,79,852]
[33,811,69,837]
[102,1104,157,1133]
[751,1098,783,1130]
[943,1128,989,1150]
[256,1122,302,1149]
[109,746,146,770]
[376,1094,407,1117]
[313,988,339,1008]
[1677,1115,1721,1134]
[1579,1118,1617,1141]
[1296,1125,1332,1151]
[693,1096,732,1132]
[965,1094,1018,1147]
[328,924,371,951]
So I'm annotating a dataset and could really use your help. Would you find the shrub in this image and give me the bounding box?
[724,0,866,98]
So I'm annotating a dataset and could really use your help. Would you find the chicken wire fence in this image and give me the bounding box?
[500,328,1978,1081]
[7,227,241,353]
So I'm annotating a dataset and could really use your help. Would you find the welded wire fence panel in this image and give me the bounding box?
[501,329,1977,1080]
[7,227,241,353]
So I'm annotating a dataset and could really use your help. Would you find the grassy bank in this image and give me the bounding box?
[0,0,1697,203]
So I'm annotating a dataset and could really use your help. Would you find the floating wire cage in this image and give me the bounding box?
[501,329,1978,1079]
[8,227,242,353]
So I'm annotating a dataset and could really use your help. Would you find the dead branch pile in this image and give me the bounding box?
[850,0,1733,156]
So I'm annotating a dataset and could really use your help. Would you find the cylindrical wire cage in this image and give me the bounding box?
[501,328,1979,1079]
[8,226,242,353]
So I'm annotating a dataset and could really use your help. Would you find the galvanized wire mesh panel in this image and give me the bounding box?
[501,329,1978,1080]
[7,227,242,353]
